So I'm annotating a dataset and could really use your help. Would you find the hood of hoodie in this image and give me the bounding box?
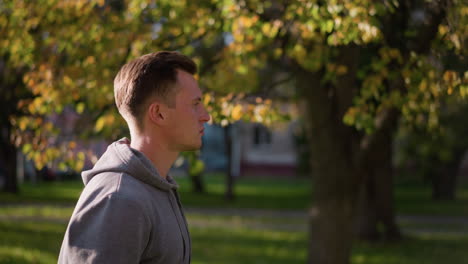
[82,138,178,192]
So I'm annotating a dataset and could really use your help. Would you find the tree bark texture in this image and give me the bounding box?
[299,68,361,264]
[282,0,445,262]
[0,58,25,194]
[356,128,401,241]
[432,158,460,200]
[299,42,405,262]
[224,125,235,200]
[0,125,18,193]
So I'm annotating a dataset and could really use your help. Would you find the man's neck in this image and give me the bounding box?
[130,135,179,179]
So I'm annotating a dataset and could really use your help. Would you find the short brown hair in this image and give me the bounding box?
[114,51,197,129]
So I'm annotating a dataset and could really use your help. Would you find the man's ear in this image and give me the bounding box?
[148,102,166,125]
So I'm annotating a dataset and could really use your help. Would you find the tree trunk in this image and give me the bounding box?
[4,145,18,193]
[186,151,206,193]
[1,125,18,193]
[356,129,401,241]
[0,58,22,194]
[432,162,458,200]
[190,173,205,193]
[355,169,379,241]
[307,124,358,264]
[224,125,234,200]
[299,69,360,264]
[308,167,357,264]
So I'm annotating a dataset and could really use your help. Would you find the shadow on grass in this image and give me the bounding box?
[0,175,312,211]
[352,234,468,264]
[0,217,467,264]
[191,225,468,264]
[179,191,311,210]
[177,175,312,210]
[395,183,468,216]
[191,227,307,264]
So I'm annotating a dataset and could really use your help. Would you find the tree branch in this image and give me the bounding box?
[411,0,449,54]
[357,0,450,168]
[356,106,400,169]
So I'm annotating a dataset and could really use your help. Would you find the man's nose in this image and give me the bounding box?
[200,106,211,123]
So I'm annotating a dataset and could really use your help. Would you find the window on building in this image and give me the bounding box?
[253,124,272,146]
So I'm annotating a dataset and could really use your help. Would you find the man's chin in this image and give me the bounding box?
[179,142,202,152]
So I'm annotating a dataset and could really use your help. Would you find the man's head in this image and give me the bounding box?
[114,51,210,151]
[114,51,196,129]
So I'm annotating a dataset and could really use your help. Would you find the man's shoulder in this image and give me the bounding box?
[82,172,156,206]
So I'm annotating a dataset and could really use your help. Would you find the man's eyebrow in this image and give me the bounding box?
[192,97,202,102]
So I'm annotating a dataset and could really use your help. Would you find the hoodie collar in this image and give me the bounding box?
[82,138,179,192]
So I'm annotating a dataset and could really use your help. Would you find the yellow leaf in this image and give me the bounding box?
[262,23,271,35]
[69,141,77,149]
[255,105,267,117]
[419,80,427,91]
[236,65,248,74]
[76,102,85,114]
[45,122,53,131]
[19,118,28,131]
[203,94,211,106]
[76,160,84,171]
[45,70,53,81]
[63,75,73,86]
[274,48,282,58]
[85,56,96,65]
[337,65,348,75]
[231,105,243,120]
[77,152,85,161]
[107,114,115,123]
[95,116,106,132]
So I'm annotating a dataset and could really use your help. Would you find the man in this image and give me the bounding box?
[59,51,210,263]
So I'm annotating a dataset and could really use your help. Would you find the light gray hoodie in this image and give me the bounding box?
[58,138,191,264]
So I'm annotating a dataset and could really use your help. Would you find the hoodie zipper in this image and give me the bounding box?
[168,189,190,263]
[173,189,191,262]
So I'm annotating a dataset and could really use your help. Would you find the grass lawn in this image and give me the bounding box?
[1,173,467,215]
[0,173,312,210]
[177,174,312,210]
[0,221,63,264]
[1,174,467,263]
[351,234,468,264]
[0,218,467,264]
[395,182,468,216]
